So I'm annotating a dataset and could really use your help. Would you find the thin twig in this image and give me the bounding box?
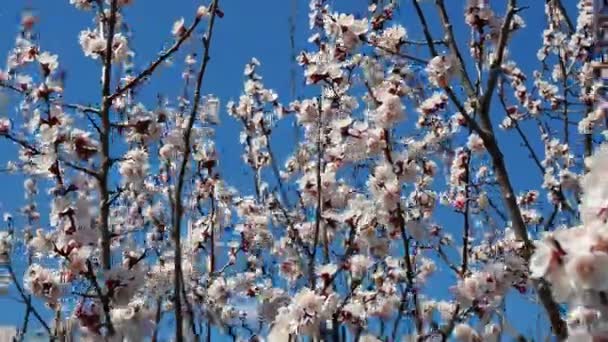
[108,14,206,102]
[435,0,475,97]
[309,96,323,289]
[85,259,114,335]
[5,263,52,336]
[551,0,574,34]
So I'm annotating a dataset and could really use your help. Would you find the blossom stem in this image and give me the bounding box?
[151,298,162,342]
[85,260,114,336]
[434,0,476,97]
[5,263,51,336]
[107,15,205,103]
[383,128,424,334]
[550,0,575,33]
[171,2,220,340]
[309,96,323,289]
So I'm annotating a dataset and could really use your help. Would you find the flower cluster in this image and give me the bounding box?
[530,146,608,339]
[0,0,605,340]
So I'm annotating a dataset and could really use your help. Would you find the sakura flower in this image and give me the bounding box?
[172,18,186,37]
[482,323,501,342]
[437,301,457,321]
[349,254,372,279]
[20,11,37,31]
[0,118,10,135]
[367,162,400,210]
[24,264,62,305]
[373,90,404,128]
[29,153,57,177]
[316,263,338,281]
[67,246,91,274]
[279,259,302,284]
[28,229,51,253]
[326,14,368,50]
[37,52,59,74]
[567,306,602,332]
[341,300,366,327]
[453,323,479,342]
[465,0,494,29]
[119,148,150,191]
[70,0,93,10]
[79,29,106,59]
[0,232,11,264]
[466,133,485,153]
[529,238,563,279]
[111,33,130,62]
[375,26,406,52]
[208,277,230,305]
[359,335,382,342]
[196,5,209,18]
[14,74,33,91]
[70,129,98,160]
[79,30,129,62]
[272,288,327,336]
[454,276,481,304]
[105,267,145,305]
[294,99,319,124]
[336,14,368,36]
[418,92,448,116]
[565,252,608,291]
[580,145,608,226]
[426,55,455,88]
[23,178,37,196]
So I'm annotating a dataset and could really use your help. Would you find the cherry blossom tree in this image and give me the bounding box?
[0,0,603,340]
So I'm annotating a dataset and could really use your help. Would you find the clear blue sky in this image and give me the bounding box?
[0,0,578,339]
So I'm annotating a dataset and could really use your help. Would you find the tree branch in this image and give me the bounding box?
[435,0,476,97]
[171,2,220,340]
[108,14,206,102]
[5,263,51,337]
[476,1,568,338]
[98,0,118,272]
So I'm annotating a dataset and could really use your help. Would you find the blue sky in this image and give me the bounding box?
[0,0,580,340]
